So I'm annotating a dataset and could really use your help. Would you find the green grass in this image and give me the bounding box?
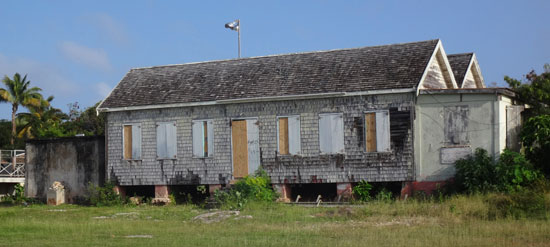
[0,194,549,247]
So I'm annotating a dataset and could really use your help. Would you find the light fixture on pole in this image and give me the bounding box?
[224,19,240,58]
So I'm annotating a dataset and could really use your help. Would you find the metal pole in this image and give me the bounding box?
[237,19,241,58]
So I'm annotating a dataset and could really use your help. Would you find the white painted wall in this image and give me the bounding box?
[414,93,512,182]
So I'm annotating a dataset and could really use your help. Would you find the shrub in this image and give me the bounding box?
[88,182,124,206]
[214,168,276,209]
[455,148,497,193]
[352,180,372,202]
[455,148,542,194]
[486,190,548,219]
[1,184,29,204]
[375,188,393,202]
[496,149,541,192]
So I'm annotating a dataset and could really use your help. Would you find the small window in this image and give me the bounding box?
[277,116,301,155]
[365,111,390,152]
[192,120,214,157]
[156,122,177,159]
[319,113,344,154]
[123,124,141,160]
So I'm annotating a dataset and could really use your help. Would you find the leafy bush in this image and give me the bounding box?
[521,115,550,176]
[88,182,124,206]
[455,148,542,194]
[214,168,276,209]
[352,180,372,202]
[496,149,541,192]
[455,148,498,193]
[375,188,393,202]
[1,184,29,204]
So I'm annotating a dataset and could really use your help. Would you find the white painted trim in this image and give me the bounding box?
[156,121,177,159]
[318,113,345,155]
[470,54,486,88]
[96,70,131,116]
[98,88,415,113]
[191,119,214,158]
[416,40,458,96]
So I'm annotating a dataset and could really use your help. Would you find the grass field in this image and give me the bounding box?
[0,194,549,247]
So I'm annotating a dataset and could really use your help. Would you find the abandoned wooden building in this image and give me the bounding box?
[97,39,524,202]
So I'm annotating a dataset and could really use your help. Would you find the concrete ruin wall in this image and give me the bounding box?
[25,136,105,202]
[106,94,414,186]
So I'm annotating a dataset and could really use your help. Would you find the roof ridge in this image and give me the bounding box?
[130,39,440,71]
[447,52,474,57]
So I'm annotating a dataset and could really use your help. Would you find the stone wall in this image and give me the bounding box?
[25,136,105,202]
[106,94,414,186]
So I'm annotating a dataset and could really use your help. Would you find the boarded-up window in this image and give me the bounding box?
[444,106,469,145]
[277,116,301,155]
[192,120,214,157]
[156,122,177,159]
[319,113,344,154]
[365,111,391,152]
[123,124,141,160]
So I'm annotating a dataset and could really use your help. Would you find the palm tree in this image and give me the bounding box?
[17,96,67,139]
[0,73,44,147]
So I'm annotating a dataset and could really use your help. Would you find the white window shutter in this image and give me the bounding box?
[132,125,141,159]
[166,123,177,158]
[207,120,214,156]
[319,115,332,153]
[375,111,390,152]
[288,116,301,154]
[332,114,345,153]
[192,121,204,157]
[156,123,167,158]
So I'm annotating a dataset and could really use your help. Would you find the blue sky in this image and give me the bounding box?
[0,0,548,118]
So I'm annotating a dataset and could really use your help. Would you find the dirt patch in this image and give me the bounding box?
[192,210,252,223]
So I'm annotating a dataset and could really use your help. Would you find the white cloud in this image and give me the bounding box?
[86,13,129,45]
[59,41,111,71]
[0,53,79,97]
[95,82,112,98]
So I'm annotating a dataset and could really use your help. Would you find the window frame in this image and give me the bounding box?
[122,123,142,160]
[276,115,302,155]
[318,113,345,154]
[192,119,214,158]
[156,121,177,160]
[364,110,391,153]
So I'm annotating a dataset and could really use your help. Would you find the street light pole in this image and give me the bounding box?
[237,20,241,58]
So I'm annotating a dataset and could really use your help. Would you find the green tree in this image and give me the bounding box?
[0,73,44,147]
[505,64,550,116]
[17,96,68,139]
[61,101,105,136]
[505,64,550,175]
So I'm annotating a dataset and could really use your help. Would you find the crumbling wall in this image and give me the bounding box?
[106,93,414,186]
[25,136,105,202]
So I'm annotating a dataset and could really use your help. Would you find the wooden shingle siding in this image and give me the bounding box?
[106,94,414,186]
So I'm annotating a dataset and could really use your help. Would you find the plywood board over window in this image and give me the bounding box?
[365,111,390,152]
[232,120,248,178]
[278,116,301,155]
[123,124,141,159]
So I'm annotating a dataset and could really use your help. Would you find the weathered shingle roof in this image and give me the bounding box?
[99,39,439,109]
[447,53,473,88]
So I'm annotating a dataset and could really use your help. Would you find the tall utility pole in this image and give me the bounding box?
[225,19,241,58]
